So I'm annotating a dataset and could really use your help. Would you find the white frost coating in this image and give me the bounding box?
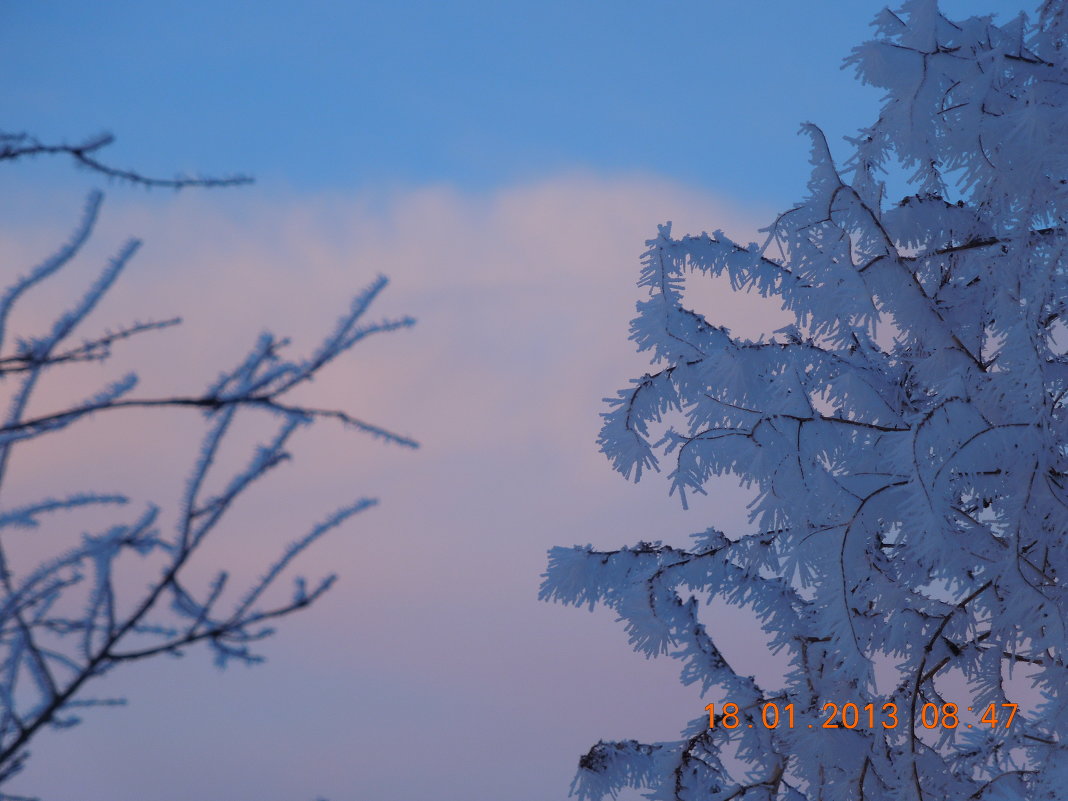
[542,2,1068,799]
[0,190,416,796]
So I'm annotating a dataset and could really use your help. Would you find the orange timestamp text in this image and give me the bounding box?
[705,701,1019,730]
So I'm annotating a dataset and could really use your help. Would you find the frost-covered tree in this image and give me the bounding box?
[0,133,415,796]
[542,2,1068,799]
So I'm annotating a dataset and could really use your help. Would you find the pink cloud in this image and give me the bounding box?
[0,173,786,801]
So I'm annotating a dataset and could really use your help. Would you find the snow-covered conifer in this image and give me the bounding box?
[543,3,1068,798]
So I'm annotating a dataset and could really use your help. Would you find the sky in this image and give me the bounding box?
[0,2,1040,800]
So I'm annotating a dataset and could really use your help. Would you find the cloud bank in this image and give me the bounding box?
[0,173,786,801]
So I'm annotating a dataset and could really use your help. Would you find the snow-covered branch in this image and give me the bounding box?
[0,190,416,787]
[545,2,1068,798]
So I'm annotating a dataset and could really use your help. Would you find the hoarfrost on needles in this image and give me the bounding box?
[543,2,1068,798]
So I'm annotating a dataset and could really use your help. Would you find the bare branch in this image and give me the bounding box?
[0,132,252,189]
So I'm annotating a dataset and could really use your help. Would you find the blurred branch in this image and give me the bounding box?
[0,318,182,376]
[0,189,415,788]
[0,131,252,189]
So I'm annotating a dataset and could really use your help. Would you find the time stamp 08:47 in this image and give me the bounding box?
[706,702,1020,730]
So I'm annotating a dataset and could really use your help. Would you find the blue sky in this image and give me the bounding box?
[4,1,1032,205]
[0,2,1041,801]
